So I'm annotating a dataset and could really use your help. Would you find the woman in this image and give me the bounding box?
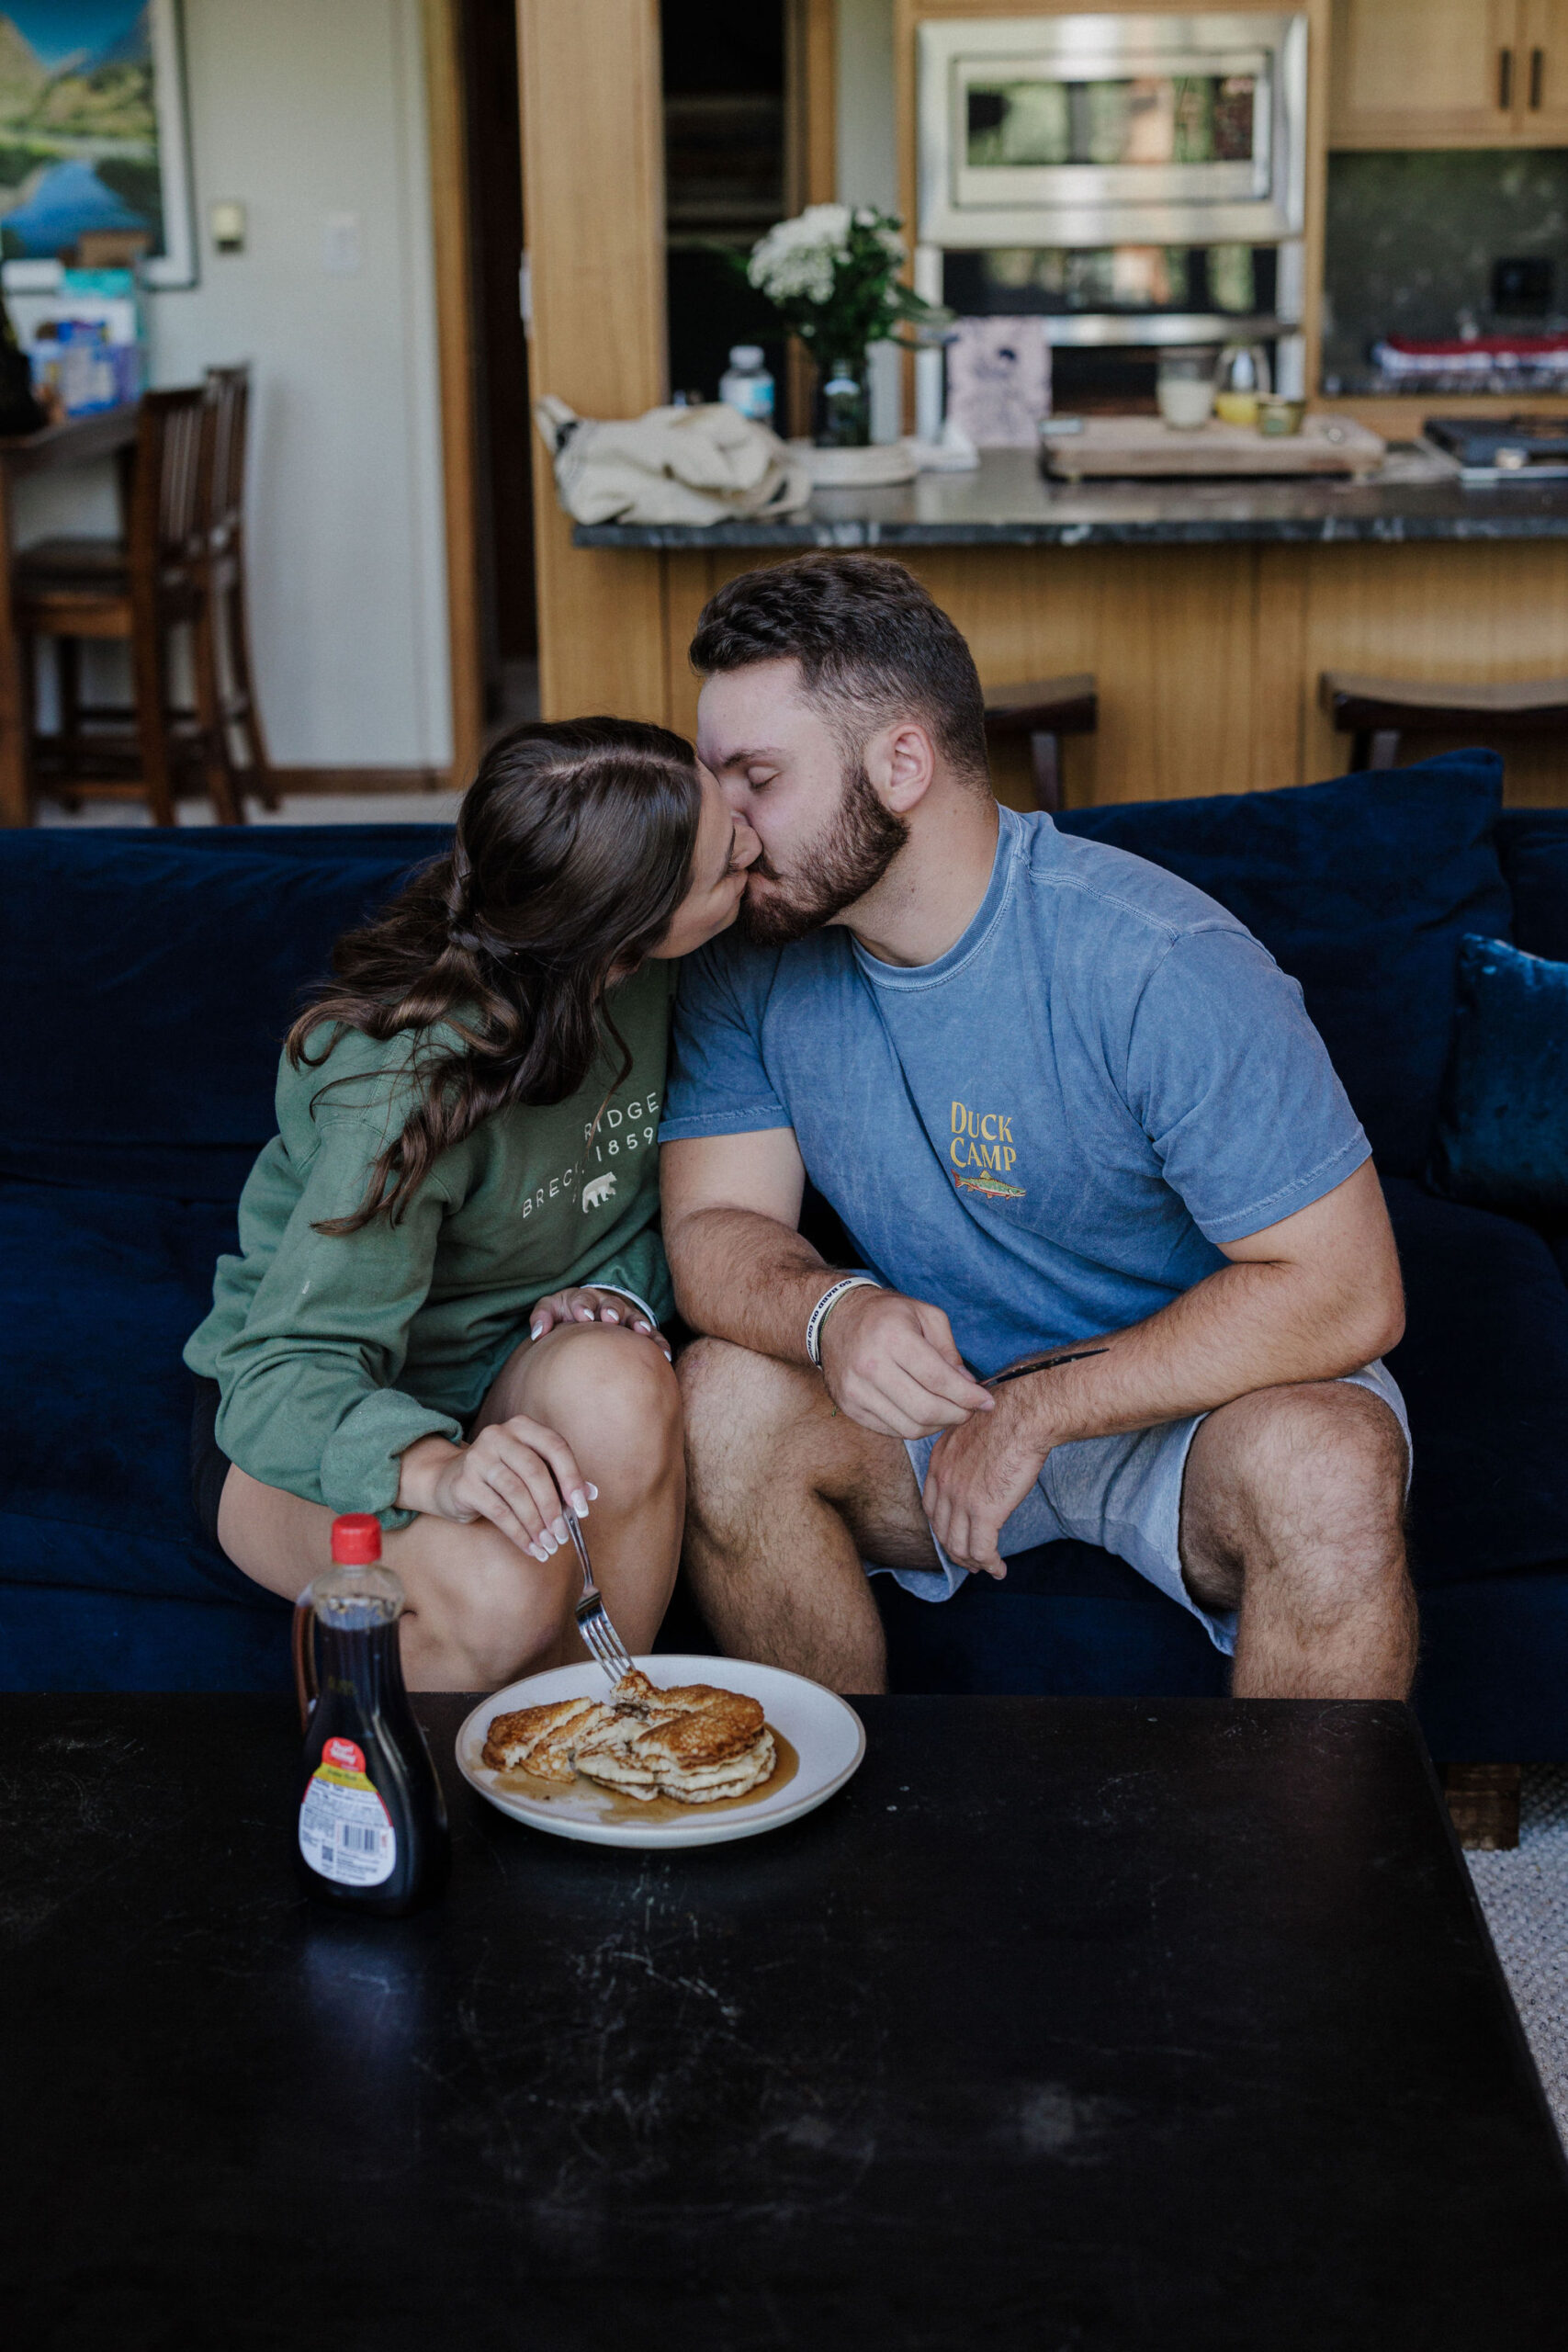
[185,718,759,1688]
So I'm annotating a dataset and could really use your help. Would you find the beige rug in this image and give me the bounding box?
[1467,1766,1568,2149]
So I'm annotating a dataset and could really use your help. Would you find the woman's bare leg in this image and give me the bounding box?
[216,1321,683,1690]
[473,1318,684,1659]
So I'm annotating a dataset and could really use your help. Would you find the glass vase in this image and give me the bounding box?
[814,355,871,448]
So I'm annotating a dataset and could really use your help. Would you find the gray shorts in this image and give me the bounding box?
[877,1360,1411,1657]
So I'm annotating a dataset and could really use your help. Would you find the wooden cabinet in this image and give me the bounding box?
[1520,0,1568,137]
[1331,0,1568,145]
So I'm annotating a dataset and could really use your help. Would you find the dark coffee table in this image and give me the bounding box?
[4,1694,1564,2349]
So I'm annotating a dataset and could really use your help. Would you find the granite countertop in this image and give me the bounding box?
[573,444,1568,549]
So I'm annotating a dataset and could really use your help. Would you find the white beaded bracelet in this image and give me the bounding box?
[806,1274,884,1369]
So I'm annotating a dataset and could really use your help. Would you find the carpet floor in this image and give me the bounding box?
[1468,1766,1568,2149]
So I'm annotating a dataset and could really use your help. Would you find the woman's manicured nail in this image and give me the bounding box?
[602,1308,619,1322]
[552,1516,569,1544]
[634,1319,651,1332]
[530,1322,544,1341]
[587,1483,599,1501]
[528,1544,547,1563]
[570,1488,590,1516]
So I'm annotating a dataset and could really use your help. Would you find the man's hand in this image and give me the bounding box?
[818,1286,996,1439]
[922,1392,1051,1577]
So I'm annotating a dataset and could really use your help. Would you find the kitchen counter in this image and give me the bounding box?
[573,445,1568,549]
[558,447,1568,808]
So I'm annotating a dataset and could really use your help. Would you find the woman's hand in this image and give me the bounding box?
[528,1286,672,1362]
[397,1421,597,1563]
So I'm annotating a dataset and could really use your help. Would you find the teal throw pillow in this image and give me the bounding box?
[1427,934,1568,1219]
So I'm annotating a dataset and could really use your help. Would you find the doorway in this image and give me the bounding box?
[432,1,832,747]
[458,0,536,733]
[428,0,537,777]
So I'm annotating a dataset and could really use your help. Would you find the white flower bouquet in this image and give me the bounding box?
[744,203,942,364]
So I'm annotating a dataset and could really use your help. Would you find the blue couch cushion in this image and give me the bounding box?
[1427,935,1568,1220]
[1496,809,1568,964]
[878,1537,1228,1698]
[100,822,456,863]
[1055,752,1511,1176]
[0,1178,276,1609]
[0,1584,290,1694]
[1382,1176,1568,1582]
[875,1549,1568,1757]
[4,829,452,1200]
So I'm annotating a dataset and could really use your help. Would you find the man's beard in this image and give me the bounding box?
[739,762,908,949]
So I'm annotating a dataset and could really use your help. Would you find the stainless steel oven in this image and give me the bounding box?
[918,12,1308,251]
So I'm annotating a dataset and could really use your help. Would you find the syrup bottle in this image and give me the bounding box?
[292,1514,450,1916]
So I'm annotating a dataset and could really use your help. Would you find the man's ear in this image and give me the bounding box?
[865,719,938,813]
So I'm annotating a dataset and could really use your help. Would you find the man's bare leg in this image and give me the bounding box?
[678,1337,936,1692]
[682,1342,1414,1702]
[1179,1380,1415,1699]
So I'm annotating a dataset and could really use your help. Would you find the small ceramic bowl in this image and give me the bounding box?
[1258,396,1305,437]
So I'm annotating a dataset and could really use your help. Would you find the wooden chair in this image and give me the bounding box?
[1320,669,1568,772]
[17,386,242,824]
[983,674,1099,811]
[198,365,276,808]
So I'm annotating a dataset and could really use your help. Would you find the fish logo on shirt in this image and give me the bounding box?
[954,1170,1026,1202]
[581,1171,617,1211]
[949,1101,1026,1201]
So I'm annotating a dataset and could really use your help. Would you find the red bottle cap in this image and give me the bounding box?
[331,1513,383,1565]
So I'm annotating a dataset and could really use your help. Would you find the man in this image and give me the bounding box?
[660,553,1413,1699]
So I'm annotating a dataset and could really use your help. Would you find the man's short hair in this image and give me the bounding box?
[689,553,990,786]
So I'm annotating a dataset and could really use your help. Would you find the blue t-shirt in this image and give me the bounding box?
[660,806,1369,1379]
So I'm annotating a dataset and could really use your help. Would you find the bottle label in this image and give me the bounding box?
[725,381,773,423]
[299,1734,397,1887]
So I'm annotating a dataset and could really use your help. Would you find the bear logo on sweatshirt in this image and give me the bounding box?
[581,1171,617,1212]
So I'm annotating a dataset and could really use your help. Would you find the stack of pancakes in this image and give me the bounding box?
[482,1668,775,1804]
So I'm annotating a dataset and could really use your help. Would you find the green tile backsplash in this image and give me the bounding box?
[1322,148,1568,390]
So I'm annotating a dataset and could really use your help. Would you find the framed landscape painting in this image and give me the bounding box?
[0,0,195,288]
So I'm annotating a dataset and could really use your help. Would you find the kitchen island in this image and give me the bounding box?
[572,450,1568,805]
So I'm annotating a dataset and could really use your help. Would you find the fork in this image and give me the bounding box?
[562,1505,635,1687]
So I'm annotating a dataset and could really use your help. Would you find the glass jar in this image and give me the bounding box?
[1157,352,1215,430]
[1213,339,1271,426]
[814,356,871,448]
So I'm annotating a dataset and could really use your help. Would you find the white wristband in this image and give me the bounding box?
[807,1274,883,1368]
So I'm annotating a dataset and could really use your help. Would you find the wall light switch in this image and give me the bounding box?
[321,211,363,276]
[210,199,245,254]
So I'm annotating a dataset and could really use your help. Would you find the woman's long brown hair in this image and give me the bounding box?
[287,717,704,1234]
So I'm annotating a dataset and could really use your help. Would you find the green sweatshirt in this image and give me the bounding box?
[184,962,677,1527]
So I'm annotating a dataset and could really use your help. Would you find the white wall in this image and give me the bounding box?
[17,0,450,770]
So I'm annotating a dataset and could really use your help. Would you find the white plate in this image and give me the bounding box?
[787,438,919,489]
[456,1655,866,1849]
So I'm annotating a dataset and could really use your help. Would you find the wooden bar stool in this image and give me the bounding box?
[199,365,276,808]
[1320,670,1568,772]
[17,386,241,824]
[983,674,1098,811]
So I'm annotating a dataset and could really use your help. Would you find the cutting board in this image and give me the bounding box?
[1044,414,1386,480]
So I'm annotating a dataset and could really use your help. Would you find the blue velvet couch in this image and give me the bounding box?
[4,754,1565,1758]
